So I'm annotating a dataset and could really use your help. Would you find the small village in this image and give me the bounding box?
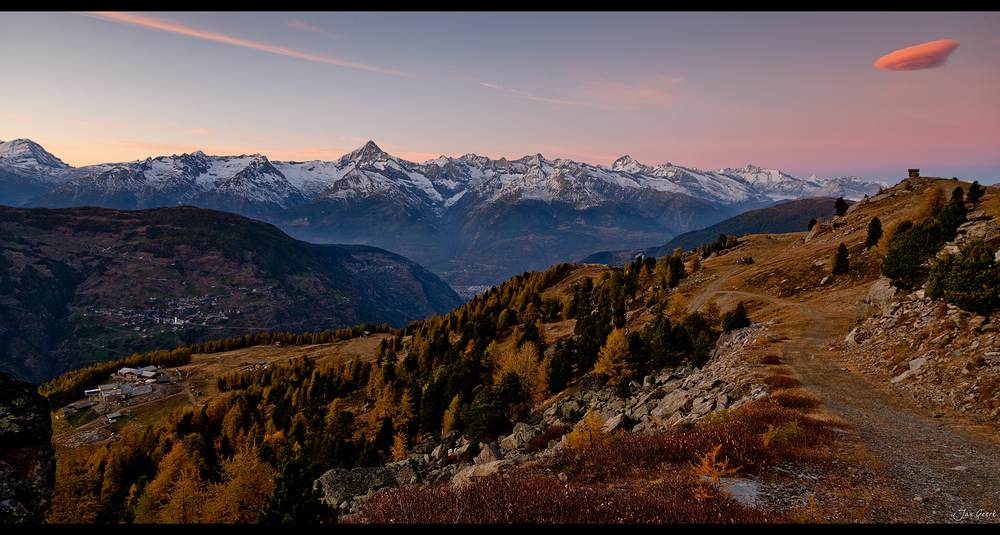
[84,295,237,329]
[58,364,184,445]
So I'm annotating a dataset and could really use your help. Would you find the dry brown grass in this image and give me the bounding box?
[350,394,845,523]
[764,374,802,391]
[769,391,821,410]
[349,467,784,523]
[761,354,783,365]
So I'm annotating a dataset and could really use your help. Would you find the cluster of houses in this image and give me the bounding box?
[84,293,238,331]
[83,365,171,403]
[60,365,178,441]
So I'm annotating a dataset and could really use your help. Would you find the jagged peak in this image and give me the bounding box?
[610,155,650,173]
[517,153,547,167]
[342,140,389,166]
[720,164,766,174]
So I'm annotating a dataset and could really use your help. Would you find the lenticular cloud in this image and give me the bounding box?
[874,39,961,70]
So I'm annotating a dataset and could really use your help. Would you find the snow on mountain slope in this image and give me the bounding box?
[719,164,888,202]
[0,138,71,173]
[0,139,76,194]
[7,138,888,219]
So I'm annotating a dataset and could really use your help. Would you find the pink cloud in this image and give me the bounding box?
[874,39,961,71]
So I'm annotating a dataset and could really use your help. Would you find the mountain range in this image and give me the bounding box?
[1,138,889,289]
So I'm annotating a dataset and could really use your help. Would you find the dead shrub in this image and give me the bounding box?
[345,398,841,523]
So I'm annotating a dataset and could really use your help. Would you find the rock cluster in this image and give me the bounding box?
[842,284,1000,420]
[535,322,773,437]
[0,372,55,523]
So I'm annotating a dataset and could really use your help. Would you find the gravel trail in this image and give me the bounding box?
[775,303,1000,523]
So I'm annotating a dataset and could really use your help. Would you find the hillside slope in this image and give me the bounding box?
[582,196,846,266]
[0,205,463,384]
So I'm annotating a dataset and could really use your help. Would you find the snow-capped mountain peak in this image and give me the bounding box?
[0,138,71,170]
[342,140,390,167]
[610,155,647,173]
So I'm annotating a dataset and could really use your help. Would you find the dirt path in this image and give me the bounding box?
[769,300,1000,522]
[687,266,1000,522]
[687,265,741,313]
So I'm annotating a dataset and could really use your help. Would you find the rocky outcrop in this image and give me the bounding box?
[315,459,426,515]
[856,275,898,322]
[530,322,772,436]
[843,284,1000,420]
[0,372,55,523]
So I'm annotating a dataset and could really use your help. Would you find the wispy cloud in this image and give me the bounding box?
[293,147,348,159]
[470,72,682,110]
[874,39,961,71]
[71,120,131,129]
[285,18,339,38]
[572,73,682,109]
[85,12,418,78]
[1,111,36,122]
[396,151,442,163]
[114,139,204,157]
[508,90,601,108]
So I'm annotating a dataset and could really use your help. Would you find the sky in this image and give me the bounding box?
[1,11,998,184]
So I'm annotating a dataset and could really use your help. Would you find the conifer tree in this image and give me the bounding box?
[830,243,850,275]
[721,302,751,332]
[917,185,946,221]
[926,239,1000,314]
[701,296,721,328]
[257,456,336,524]
[835,197,848,217]
[565,411,611,450]
[967,180,984,205]
[865,217,882,249]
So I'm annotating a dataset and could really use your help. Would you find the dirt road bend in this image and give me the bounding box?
[775,302,1000,522]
